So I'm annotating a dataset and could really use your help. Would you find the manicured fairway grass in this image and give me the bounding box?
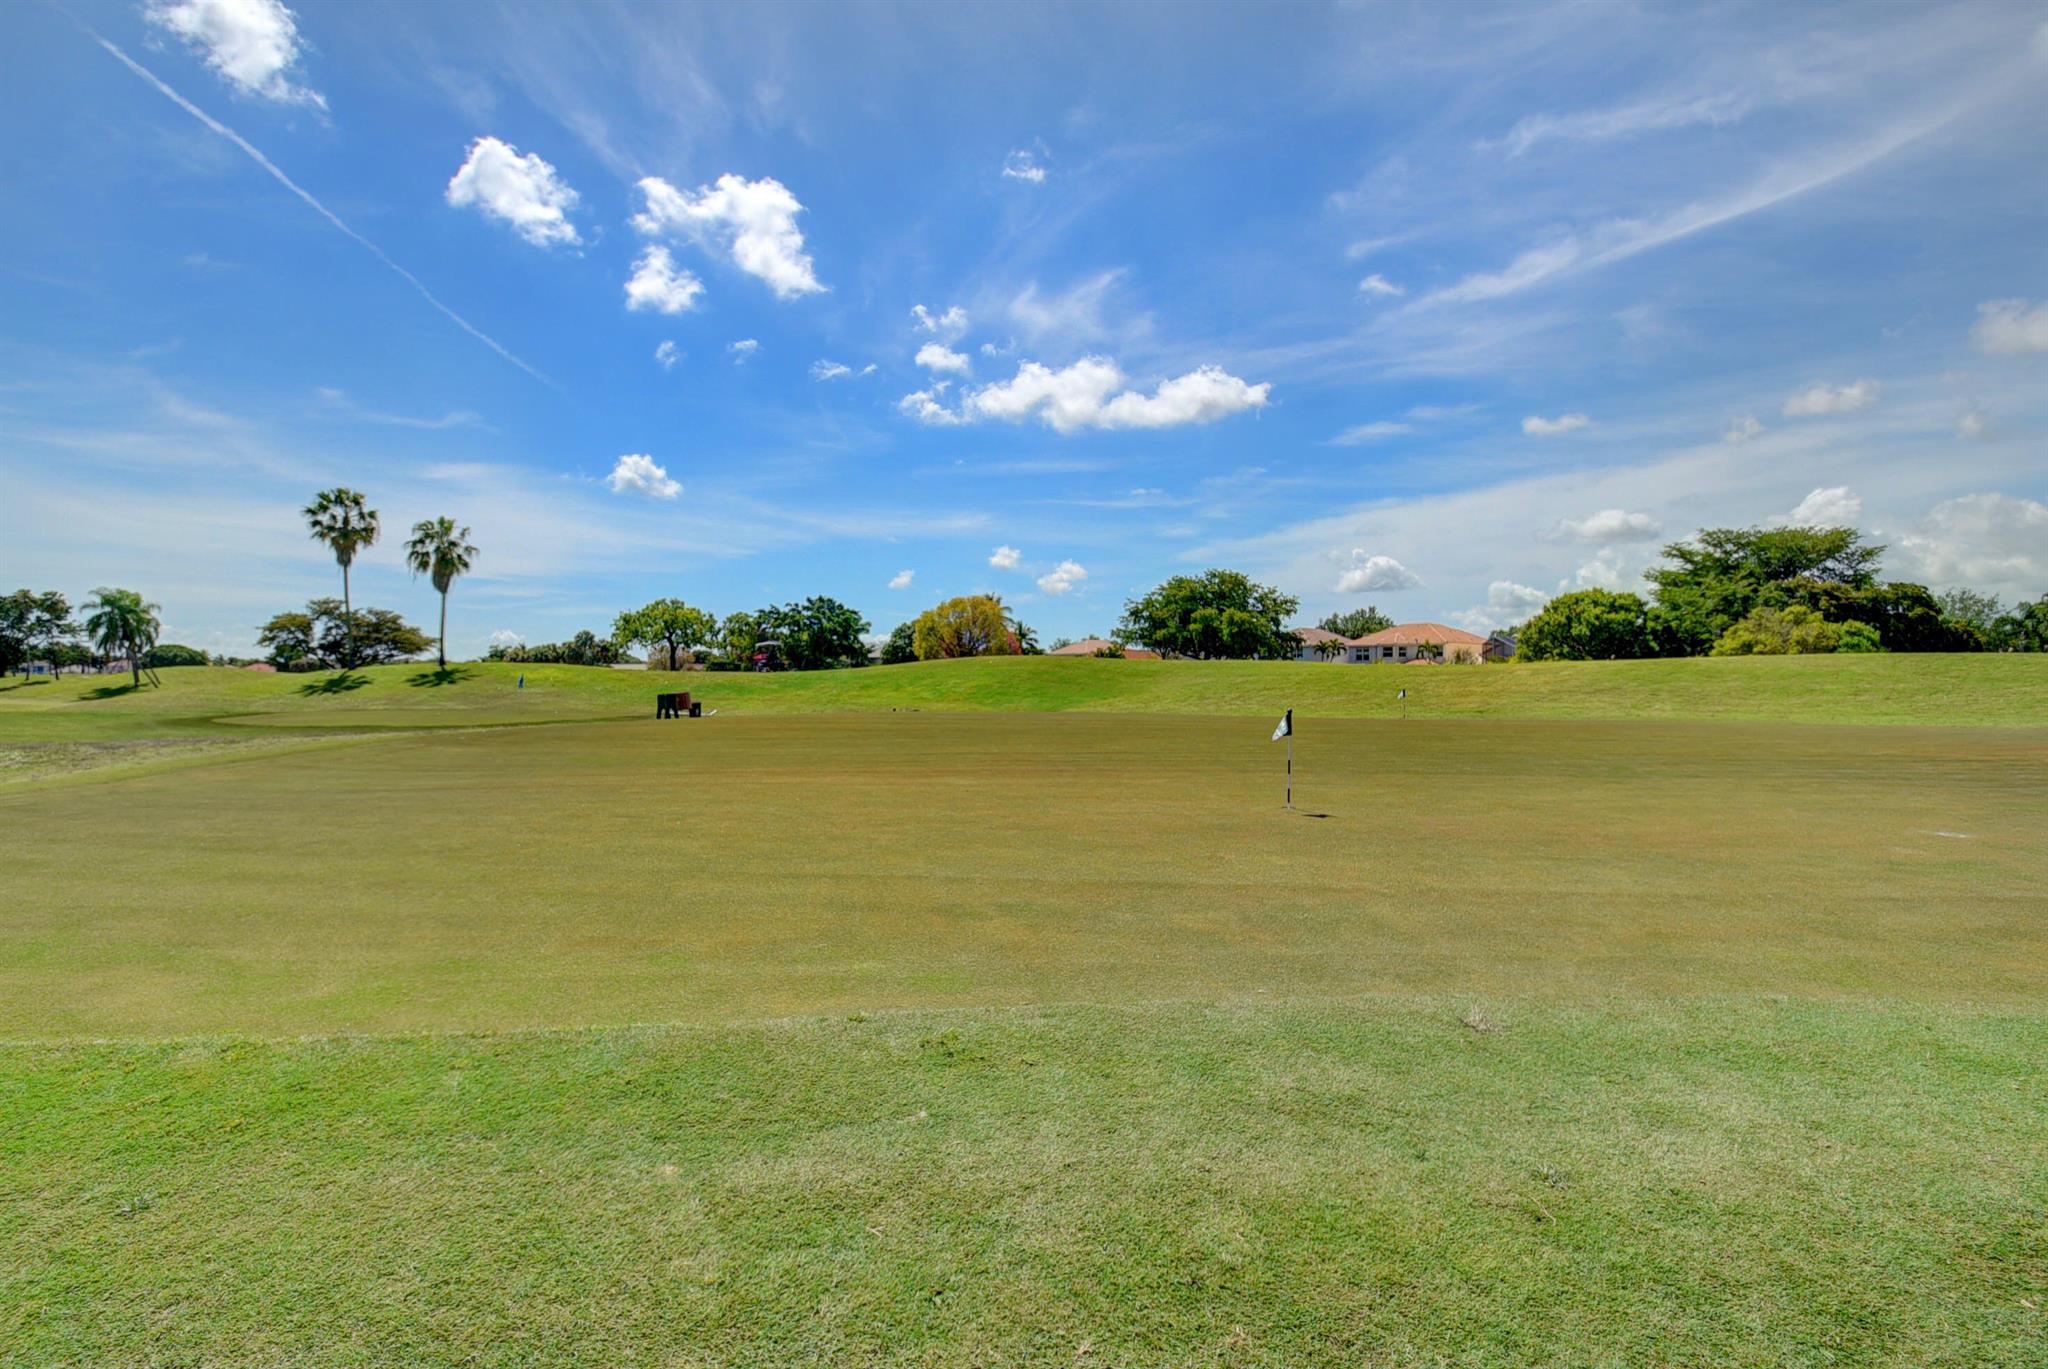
[3,662,2045,1364]
[3,714,2044,1037]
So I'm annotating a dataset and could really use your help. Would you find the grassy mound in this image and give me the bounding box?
[3,650,2044,743]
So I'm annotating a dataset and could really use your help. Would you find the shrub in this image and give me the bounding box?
[1711,604,1840,655]
[1515,590,1655,661]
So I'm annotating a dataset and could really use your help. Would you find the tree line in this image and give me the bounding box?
[12,505,2042,683]
[1513,526,2048,660]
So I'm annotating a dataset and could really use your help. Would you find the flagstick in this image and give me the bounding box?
[1286,730,1293,810]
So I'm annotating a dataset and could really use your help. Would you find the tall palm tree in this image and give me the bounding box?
[303,488,380,669]
[83,587,162,688]
[403,516,478,670]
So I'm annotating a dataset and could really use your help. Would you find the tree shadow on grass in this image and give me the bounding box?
[407,666,476,688]
[0,677,54,693]
[296,671,371,697]
[82,683,143,700]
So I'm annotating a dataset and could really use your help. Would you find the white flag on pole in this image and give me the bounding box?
[1271,708,1292,741]
[1396,688,1407,700]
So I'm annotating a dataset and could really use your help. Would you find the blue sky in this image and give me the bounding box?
[3,0,2045,657]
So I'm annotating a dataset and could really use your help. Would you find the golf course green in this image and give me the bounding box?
[3,656,2044,1365]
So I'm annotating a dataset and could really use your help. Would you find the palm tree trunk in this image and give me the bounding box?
[129,633,140,688]
[341,563,355,670]
[438,590,449,670]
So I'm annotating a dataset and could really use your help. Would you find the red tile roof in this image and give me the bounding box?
[1352,622,1486,647]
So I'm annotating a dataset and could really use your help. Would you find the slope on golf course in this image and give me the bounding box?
[2,654,2043,1365]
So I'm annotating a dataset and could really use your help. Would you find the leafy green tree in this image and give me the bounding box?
[1938,588,2002,635]
[1118,569,1300,659]
[1783,580,1976,652]
[716,611,760,667]
[752,597,872,670]
[404,517,478,669]
[913,595,1015,659]
[1989,595,2048,651]
[614,598,716,671]
[83,587,162,687]
[1,590,74,676]
[879,621,918,665]
[139,643,209,668]
[1319,605,1393,639]
[258,610,321,668]
[303,488,381,668]
[317,608,431,666]
[1647,525,1882,655]
[1836,621,1884,653]
[1711,604,1841,655]
[1516,590,1655,662]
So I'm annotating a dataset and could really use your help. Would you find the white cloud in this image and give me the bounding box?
[1781,486,1862,527]
[604,453,680,500]
[1358,273,1404,298]
[1782,379,1879,417]
[1335,552,1421,593]
[488,629,524,647]
[988,545,1021,570]
[1523,412,1591,436]
[632,173,823,299]
[897,387,964,426]
[444,136,581,248]
[654,340,679,370]
[143,0,323,107]
[1454,579,1551,631]
[888,569,915,590]
[727,339,759,362]
[1957,412,1988,440]
[911,304,968,340]
[1559,509,1660,543]
[1898,493,2048,594]
[915,342,972,375]
[623,246,703,314]
[1036,559,1087,595]
[1724,414,1764,443]
[1331,421,1412,445]
[1002,148,1048,183]
[904,357,1268,434]
[1489,89,1751,158]
[810,360,853,380]
[1970,298,2048,355]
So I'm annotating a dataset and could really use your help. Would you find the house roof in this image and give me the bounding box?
[1047,638,1159,659]
[1352,622,1487,647]
[1292,626,1345,644]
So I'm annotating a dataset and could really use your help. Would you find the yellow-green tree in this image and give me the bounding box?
[912,595,1015,660]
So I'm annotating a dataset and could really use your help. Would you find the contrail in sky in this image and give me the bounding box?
[89,31,551,387]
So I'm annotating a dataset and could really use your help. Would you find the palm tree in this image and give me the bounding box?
[83,587,162,688]
[403,516,478,669]
[302,488,380,669]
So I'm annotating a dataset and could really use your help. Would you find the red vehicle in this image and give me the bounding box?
[749,640,786,672]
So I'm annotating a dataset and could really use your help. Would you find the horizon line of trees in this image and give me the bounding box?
[13,506,2045,682]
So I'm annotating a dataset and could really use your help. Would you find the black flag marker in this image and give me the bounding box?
[1272,708,1293,808]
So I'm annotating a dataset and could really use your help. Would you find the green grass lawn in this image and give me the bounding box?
[3,657,2045,1364]
[3,650,2045,747]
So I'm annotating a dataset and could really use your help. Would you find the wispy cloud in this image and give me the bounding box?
[90,32,548,384]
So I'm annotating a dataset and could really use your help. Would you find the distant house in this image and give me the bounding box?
[1483,632,1517,661]
[242,662,278,673]
[1047,638,1160,660]
[1292,627,1349,661]
[1284,622,1489,664]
